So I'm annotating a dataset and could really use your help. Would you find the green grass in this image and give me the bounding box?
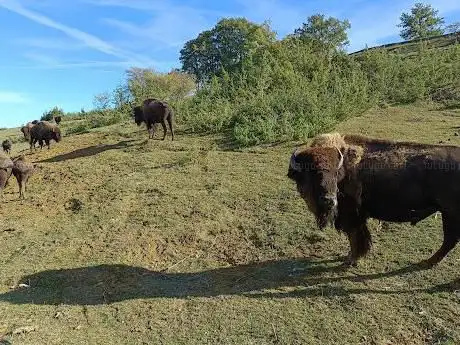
[350,32,460,56]
[0,104,459,344]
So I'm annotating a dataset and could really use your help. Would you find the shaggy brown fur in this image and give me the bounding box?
[2,139,12,154]
[288,132,460,268]
[20,122,35,141]
[54,116,62,125]
[0,152,13,199]
[133,98,174,140]
[12,155,35,199]
[29,121,62,151]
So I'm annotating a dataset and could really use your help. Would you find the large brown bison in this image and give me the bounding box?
[29,121,62,151]
[133,98,174,140]
[287,132,460,268]
[12,155,35,199]
[0,152,13,199]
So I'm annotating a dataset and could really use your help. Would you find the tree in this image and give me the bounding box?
[180,18,276,85]
[93,92,111,110]
[41,106,64,121]
[398,3,444,40]
[292,14,351,51]
[111,83,132,110]
[126,68,195,104]
[445,22,460,34]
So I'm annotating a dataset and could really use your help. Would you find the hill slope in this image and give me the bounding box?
[1,104,460,345]
[350,32,460,56]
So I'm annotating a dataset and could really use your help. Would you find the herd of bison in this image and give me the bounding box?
[1,98,460,273]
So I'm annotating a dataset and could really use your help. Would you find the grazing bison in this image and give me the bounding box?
[54,116,62,125]
[2,139,12,154]
[0,152,13,199]
[133,98,174,140]
[287,132,460,268]
[29,121,61,151]
[12,155,35,199]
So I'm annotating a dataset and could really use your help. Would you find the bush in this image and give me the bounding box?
[176,40,459,147]
[180,39,373,146]
[65,109,130,135]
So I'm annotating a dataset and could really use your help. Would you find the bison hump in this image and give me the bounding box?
[0,154,13,169]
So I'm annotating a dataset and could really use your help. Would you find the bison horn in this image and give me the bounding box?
[290,148,301,172]
[337,147,344,170]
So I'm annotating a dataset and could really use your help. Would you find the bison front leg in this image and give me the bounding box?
[147,122,155,139]
[420,212,459,268]
[342,222,372,267]
[45,139,50,149]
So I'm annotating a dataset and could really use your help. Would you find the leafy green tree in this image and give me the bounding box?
[292,14,351,51]
[41,106,64,121]
[445,22,460,34]
[93,92,111,110]
[398,3,444,40]
[126,67,195,104]
[180,18,276,85]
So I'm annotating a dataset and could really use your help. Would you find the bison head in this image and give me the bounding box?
[52,126,62,142]
[133,106,144,126]
[288,146,344,229]
[21,126,31,141]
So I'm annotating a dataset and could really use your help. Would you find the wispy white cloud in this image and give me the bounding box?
[0,91,29,104]
[0,0,155,66]
[1,56,176,71]
[19,37,86,51]
[88,0,228,48]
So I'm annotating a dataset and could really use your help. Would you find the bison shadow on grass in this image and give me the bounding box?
[36,140,136,163]
[0,258,456,306]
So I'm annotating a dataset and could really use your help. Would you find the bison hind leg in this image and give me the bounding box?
[167,116,174,141]
[420,212,459,268]
[161,120,167,140]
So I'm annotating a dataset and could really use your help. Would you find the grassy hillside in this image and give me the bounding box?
[0,104,460,345]
[350,32,460,56]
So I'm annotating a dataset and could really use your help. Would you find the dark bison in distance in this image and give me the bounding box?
[29,121,61,151]
[54,116,62,125]
[2,139,12,154]
[133,98,174,140]
[288,132,460,268]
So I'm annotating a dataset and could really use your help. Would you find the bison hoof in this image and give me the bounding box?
[417,259,437,269]
[342,257,358,268]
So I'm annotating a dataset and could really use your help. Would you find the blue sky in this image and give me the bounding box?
[0,0,459,128]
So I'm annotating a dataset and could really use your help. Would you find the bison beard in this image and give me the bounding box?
[316,200,337,230]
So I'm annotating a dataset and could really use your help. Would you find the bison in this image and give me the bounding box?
[54,116,62,125]
[133,98,174,140]
[20,122,35,142]
[29,121,62,151]
[0,152,13,199]
[12,155,35,199]
[2,139,12,154]
[287,132,460,268]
